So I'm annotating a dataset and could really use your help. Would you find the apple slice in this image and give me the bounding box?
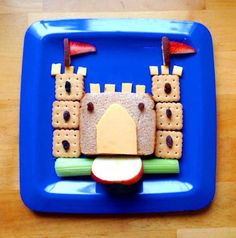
[169,41,195,54]
[161,36,196,66]
[161,36,170,66]
[69,41,96,56]
[64,38,71,67]
[64,39,96,67]
[91,156,143,185]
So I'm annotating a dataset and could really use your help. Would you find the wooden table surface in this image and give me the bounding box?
[0,0,236,237]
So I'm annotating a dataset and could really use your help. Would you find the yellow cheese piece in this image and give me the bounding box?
[135,85,146,94]
[149,66,159,76]
[51,63,61,76]
[77,66,87,76]
[65,66,74,74]
[121,83,132,93]
[161,65,169,75]
[172,65,183,76]
[90,83,100,93]
[104,84,115,92]
[96,103,137,155]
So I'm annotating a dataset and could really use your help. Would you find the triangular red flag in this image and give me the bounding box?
[69,41,96,56]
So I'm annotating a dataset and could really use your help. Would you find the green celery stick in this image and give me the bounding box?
[55,158,179,177]
[142,158,179,174]
[55,158,93,177]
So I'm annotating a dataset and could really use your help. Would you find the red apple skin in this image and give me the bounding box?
[91,165,144,185]
[169,41,195,54]
[69,41,96,56]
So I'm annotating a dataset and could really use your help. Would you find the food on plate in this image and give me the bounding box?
[53,129,80,158]
[91,156,143,185]
[161,65,170,75]
[77,66,87,76]
[156,102,183,130]
[52,101,80,129]
[161,36,170,66]
[104,84,116,92]
[135,85,146,94]
[69,40,96,56]
[152,74,180,102]
[64,38,96,67]
[65,66,74,74]
[96,103,138,155]
[169,40,195,54]
[79,91,156,156]
[121,83,132,93]
[155,130,183,159]
[55,158,179,177]
[149,66,159,76]
[151,64,183,160]
[64,38,71,67]
[172,65,183,76]
[89,83,101,93]
[55,73,84,100]
[161,36,195,61]
[55,158,94,177]
[51,63,61,76]
[50,36,196,185]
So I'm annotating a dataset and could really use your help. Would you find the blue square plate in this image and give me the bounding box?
[20,19,216,214]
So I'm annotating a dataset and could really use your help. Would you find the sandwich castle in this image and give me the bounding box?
[51,64,183,160]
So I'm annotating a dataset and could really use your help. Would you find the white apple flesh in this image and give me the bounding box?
[91,156,143,185]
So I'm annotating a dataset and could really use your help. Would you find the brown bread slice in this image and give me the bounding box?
[80,92,156,155]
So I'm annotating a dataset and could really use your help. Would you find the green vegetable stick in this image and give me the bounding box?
[55,158,93,177]
[55,158,179,177]
[142,158,179,174]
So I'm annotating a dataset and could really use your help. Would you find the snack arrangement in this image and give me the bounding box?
[20,19,216,214]
[51,37,195,185]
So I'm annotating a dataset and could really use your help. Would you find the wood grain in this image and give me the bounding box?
[43,0,205,12]
[0,0,236,237]
[177,228,236,238]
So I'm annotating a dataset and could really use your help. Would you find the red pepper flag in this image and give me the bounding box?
[64,38,96,67]
[162,36,195,66]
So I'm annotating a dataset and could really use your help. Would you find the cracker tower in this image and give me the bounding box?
[150,64,183,159]
[51,65,86,158]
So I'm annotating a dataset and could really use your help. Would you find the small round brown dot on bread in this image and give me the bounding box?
[138,102,145,112]
[87,102,94,112]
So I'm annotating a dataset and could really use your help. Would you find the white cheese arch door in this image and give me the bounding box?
[96,103,137,155]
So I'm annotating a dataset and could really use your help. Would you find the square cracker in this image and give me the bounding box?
[55,73,84,100]
[152,75,180,102]
[155,130,183,159]
[53,129,80,157]
[52,101,80,129]
[156,102,183,130]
